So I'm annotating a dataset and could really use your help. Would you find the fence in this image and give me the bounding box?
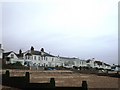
[2,70,88,90]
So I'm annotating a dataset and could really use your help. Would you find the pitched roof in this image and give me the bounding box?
[59,56,77,60]
[3,51,18,58]
[104,63,110,66]
[16,53,24,58]
[25,50,55,57]
[3,51,12,56]
[25,53,32,56]
[3,51,17,56]
[86,59,91,63]
[44,52,55,57]
[31,51,41,55]
[94,61,111,66]
[94,61,102,65]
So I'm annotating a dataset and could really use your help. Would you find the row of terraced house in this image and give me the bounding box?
[0,44,117,70]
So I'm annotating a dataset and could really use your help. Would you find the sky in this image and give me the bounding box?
[0,0,119,65]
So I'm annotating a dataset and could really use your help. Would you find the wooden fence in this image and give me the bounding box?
[2,70,88,90]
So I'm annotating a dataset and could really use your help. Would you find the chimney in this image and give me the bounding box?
[41,48,44,56]
[41,48,44,52]
[31,46,34,51]
[19,49,22,55]
[31,46,34,54]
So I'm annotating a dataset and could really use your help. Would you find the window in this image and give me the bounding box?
[34,56,36,60]
[52,58,54,61]
[25,56,27,59]
[38,57,40,60]
[44,63,45,66]
[41,57,43,60]
[28,56,30,59]
[6,57,10,61]
[11,54,14,58]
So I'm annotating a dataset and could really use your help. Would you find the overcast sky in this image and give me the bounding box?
[0,0,119,65]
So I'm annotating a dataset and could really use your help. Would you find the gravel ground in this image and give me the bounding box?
[1,69,120,89]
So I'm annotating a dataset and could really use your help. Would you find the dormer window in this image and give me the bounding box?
[11,54,14,58]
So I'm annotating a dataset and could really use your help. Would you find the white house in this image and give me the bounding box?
[0,44,4,59]
[77,60,87,67]
[111,65,120,71]
[59,57,87,68]
[86,59,111,70]
[59,57,76,68]
[23,47,63,67]
[3,51,24,65]
[86,59,95,68]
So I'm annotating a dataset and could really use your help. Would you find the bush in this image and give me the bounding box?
[73,66,78,69]
[12,62,22,66]
[2,62,29,70]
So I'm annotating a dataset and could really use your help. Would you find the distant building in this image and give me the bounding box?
[0,44,4,59]
[111,65,120,71]
[86,59,111,70]
[0,44,4,68]
[59,57,87,68]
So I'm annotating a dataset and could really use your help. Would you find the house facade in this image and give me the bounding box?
[3,51,24,65]
[23,47,62,67]
[3,46,111,70]
[86,59,111,70]
[59,57,87,68]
